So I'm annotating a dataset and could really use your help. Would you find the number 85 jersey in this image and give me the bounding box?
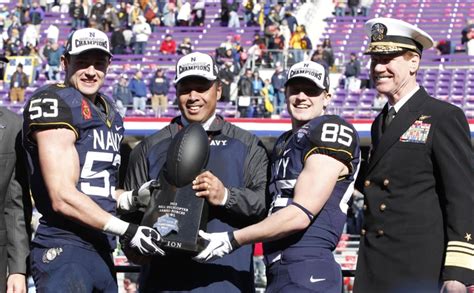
[264,115,361,264]
[22,84,124,251]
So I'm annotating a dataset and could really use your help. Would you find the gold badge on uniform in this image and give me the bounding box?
[400,120,431,143]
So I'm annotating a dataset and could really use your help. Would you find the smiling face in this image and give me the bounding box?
[176,76,221,123]
[285,77,330,129]
[61,49,110,101]
[370,51,420,104]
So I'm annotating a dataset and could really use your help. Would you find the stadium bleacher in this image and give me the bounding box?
[1,0,473,121]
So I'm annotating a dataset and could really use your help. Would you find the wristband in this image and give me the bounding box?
[220,188,229,206]
[103,216,130,236]
[228,231,241,250]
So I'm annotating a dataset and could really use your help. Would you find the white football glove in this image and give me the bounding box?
[117,180,156,212]
[122,224,165,256]
[192,230,240,262]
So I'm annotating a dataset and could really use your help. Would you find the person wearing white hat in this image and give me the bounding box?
[23,28,164,292]
[122,51,269,292]
[354,17,473,293]
[193,60,361,293]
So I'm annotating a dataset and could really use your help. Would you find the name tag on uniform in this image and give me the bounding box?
[400,120,431,143]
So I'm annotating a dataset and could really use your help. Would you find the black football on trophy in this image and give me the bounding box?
[164,123,210,187]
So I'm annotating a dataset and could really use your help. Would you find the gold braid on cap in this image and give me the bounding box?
[365,41,419,54]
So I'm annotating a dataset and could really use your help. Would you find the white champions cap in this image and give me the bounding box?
[285,61,330,91]
[364,17,434,56]
[174,52,219,84]
[65,28,113,57]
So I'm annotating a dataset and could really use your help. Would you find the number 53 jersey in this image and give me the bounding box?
[264,115,361,264]
[23,84,124,251]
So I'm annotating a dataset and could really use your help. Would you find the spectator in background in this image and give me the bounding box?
[111,27,126,54]
[45,23,59,44]
[283,10,298,33]
[47,42,62,81]
[360,0,373,17]
[334,0,347,17]
[113,74,133,117]
[322,38,335,69]
[271,62,286,114]
[143,1,161,32]
[162,2,176,27]
[227,3,240,28]
[192,0,206,26]
[132,15,151,55]
[218,60,236,103]
[22,20,38,48]
[343,52,360,90]
[348,0,360,16]
[435,39,454,55]
[128,2,143,28]
[160,34,177,54]
[123,273,139,293]
[260,78,274,117]
[465,26,474,56]
[268,27,285,66]
[70,0,85,30]
[238,68,254,117]
[346,190,364,235]
[460,18,474,46]
[243,0,254,26]
[129,70,148,115]
[149,68,170,117]
[220,0,230,26]
[59,0,71,13]
[251,70,264,97]
[103,3,120,33]
[177,37,193,55]
[89,0,106,28]
[372,92,387,111]
[311,45,330,70]
[9,63,29,103]
[289,25,311,63]
[177,0,192,26]
[29,2,44,35]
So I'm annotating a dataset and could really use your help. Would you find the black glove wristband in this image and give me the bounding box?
[228,231,241,250]
[123,223,138,242]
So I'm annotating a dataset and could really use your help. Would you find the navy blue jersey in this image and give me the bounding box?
[264,115,361,264]
[23,83,124,251]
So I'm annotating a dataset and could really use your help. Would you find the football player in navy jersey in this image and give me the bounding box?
[194,60,361,293]
[23,28,163,292]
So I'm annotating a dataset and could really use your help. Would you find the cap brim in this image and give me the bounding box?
[68,47,113,57]
[285,75,326,90]
[174,73,217,84]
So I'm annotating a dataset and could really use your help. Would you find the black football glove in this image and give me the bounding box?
[122,224,165,256]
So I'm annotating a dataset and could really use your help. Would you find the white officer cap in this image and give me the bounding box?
[364,17,434,56]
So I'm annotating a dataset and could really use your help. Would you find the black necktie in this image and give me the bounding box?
[383,107,396,133]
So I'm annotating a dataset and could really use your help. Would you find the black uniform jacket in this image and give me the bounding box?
[354,87,474,293]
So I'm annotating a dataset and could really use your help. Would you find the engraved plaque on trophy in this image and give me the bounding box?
[141,123,209,254]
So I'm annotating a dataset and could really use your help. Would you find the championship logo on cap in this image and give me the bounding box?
[285,61,329,91]
[174,52,219,84]
[364,17,434,56]
[66,28,113,57]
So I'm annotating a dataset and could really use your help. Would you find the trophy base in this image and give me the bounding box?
[141,174,208,255]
